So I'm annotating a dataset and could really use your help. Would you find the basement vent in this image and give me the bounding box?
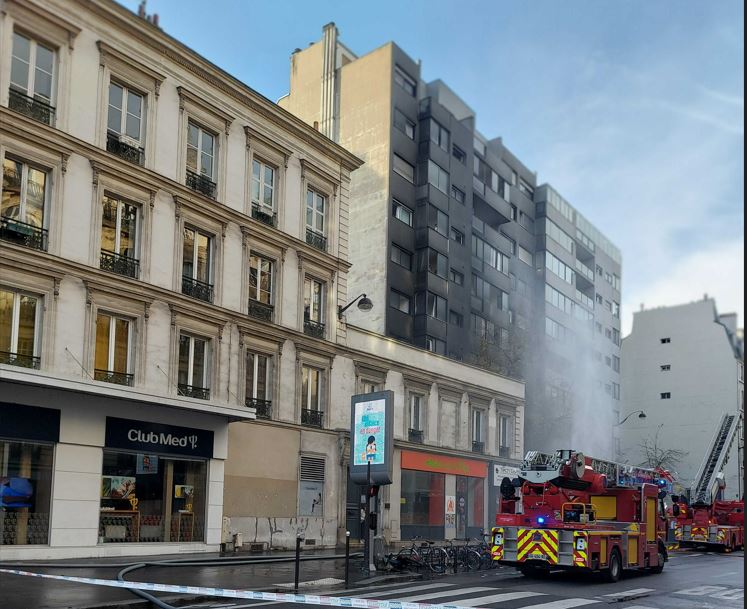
[304,538,317,546]
[300,456,325,482]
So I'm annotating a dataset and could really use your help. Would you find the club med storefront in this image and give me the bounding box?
[0,381,237,560]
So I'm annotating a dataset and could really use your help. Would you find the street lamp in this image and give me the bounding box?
[338,293,373,319]
[615,410,647,426]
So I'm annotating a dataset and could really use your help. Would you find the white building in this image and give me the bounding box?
[619,297,744,498]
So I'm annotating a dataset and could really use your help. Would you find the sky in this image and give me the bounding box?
[124,0,744,336]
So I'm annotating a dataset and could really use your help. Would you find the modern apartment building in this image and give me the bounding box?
[620,298,744,498]
[279,24,622,458]
[0,0,524,558]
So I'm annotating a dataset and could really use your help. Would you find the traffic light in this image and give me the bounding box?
[369,512,378,530]
[367,485,380,497]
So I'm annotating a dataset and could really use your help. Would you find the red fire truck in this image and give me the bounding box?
[491,449,672,582]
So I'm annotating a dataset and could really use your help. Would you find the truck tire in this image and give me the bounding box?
[603,549,622,583]
[650,547,665,574]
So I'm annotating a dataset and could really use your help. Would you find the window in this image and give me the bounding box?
[394,65,416,96]
[449,310,463,327]
[306,188,326,236]
[178,333,210,398]
[509,205,518,221]
[612,273,621,291]
[612,301,620,319]
[186,122,215,180]
[389,289,411,314]
[546,219,574,253]
[661,392,671,400]
[474,137,486,157]
[100,195,139,277]
[471,314,495,343]
[450,227,464,244]
[604,300,612,312]
[417,291,447,321]
[471,409,484,444]
[94,313,132,385]
[660,364,671,371]
[248,253,274,306]
[510,170,518,186]
[392,199,413,226]
[107,82,144,147]
[9,32,55,124]
[449,268,464,285]
[393,154,415,183]
[2,157,48,249]
[393,108,415,139]
[301,365,324,420]
[451,185,466,205]
[182,227,213,302]
[605,272,612,284]
[427,160,449,193]
[390,244,412,269]
[472,235,508,274]
[298,455,325,516]
[246,351,272,408]
[251,159,276,212]
[518,178,534,199]
[499,415,511,457]
[660,337,671,344]
[0,287,40,368]
[612,382,620,400]
[545,283,573,315]
[503,234,517,255]
[410,394,423,431]
[545,316,568,341]
[452,145,466,164]
[545,251,575,285]
[596,294,604,305]
[429,119,449,151]
[596,264,603,276]
[421,248,447,278]
[612,356,620,372]
[612,328,621,346]
[605,327,612,339]
[428,204,449,236]
[518,245,532,266]
[303,277,325,323]
[425,335,446,354]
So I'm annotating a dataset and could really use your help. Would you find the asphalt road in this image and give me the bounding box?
[185,549,744,609]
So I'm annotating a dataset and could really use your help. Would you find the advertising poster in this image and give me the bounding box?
[445,495,456,528]
[101,476,136,499]
[136,454,159,474]
[174,484,194,499]
[353,398,386,467]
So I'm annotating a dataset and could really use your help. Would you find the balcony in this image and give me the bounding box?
[575,259,595,282]
[100,250,140,279]
[472,441,485,454]
[0,217,48,251]
[251,204,277,228]
[303,318,325,339]
[301,408,324,428]
[182,276,214,303]
[305,228,327,252]
[94,369,134,387]
[408,428,424,443]
[186,169,217,199]
[0,351,40,369]
[247,398,272,420]
[248,299,274,322]
[178,384,210,400]
[106,132,145,166]
[8,88,55,126]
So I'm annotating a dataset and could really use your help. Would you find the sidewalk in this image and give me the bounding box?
[0,549,406,609]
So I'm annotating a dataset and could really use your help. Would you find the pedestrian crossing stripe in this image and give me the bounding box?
[517,528,559,564]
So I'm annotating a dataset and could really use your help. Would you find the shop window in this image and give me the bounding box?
[298,455,325,517]
[0,440,53,545]
[99,451,206,543]
[400,469,445,540]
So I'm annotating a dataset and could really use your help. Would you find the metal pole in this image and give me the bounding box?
[364,460,371,576]
[345,530,351,588]
[294,535,302,593]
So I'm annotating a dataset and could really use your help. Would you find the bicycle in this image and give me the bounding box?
[382,537,447,573]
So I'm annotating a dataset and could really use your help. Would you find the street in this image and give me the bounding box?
[183,551,743,609]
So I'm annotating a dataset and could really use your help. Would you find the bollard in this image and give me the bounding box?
[294,535,302,593]
[345,531,351,588]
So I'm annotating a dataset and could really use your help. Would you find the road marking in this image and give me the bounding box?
[356,583,456,598]
[518,600,600,609]
[602,588,655,598]
[447,591,544,606]
[397,588,496,602]
[685,553,703,557]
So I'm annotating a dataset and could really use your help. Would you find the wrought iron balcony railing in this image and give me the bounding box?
[182,275,214,303]
[301,408,324,428]
[247,398,272,419]
[472,441,485,454]
[106,131,145,166]
[0,351,40,369]
[305,228,327,252]
[248,299,274,322]
[251,204,277,228]
[0,217,48,251]
[186,169,217,199]
[498,446,511,458]
[8,88,55,126]
[408,428,424,443]
[94,369,134,387]
[303,319,325,339]
[178,383,210,400]
[100,250,140,279]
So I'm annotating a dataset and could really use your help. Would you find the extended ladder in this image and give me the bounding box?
[691,413,740,504]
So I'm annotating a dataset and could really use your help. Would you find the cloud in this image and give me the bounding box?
[621,239,744,336]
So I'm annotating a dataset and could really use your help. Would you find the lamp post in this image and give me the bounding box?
[338,293,373,319]
[615,410,647,426]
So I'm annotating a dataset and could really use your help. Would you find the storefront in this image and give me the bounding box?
[399,450,488,541]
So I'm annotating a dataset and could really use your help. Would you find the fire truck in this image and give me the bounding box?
[672,413,744,551]
[491,449,672,582]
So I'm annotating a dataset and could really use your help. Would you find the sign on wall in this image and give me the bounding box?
[105,417,214,459]
[445,495,456,529]
[492,464,521,486]
[0,402,60,443]
[350,391,393,484]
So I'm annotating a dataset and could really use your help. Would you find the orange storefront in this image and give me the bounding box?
[399,450,488,540]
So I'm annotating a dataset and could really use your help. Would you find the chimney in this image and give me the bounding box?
[138,0,146,17]
[153,13,159,27]
[313,121,319,131]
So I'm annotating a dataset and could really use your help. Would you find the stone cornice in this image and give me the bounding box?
[97,40,166,95]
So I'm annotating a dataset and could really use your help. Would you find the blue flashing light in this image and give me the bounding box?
[537,517,546,525]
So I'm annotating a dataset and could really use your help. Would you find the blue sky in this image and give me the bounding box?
[124,0,744,335]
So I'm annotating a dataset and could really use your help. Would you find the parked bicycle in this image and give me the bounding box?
[382,537,448,573]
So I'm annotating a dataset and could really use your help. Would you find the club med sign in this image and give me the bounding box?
[105,417,214,458]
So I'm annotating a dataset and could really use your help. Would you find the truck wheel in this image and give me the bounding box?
[603,550,622,583]
[650,548,665,574]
